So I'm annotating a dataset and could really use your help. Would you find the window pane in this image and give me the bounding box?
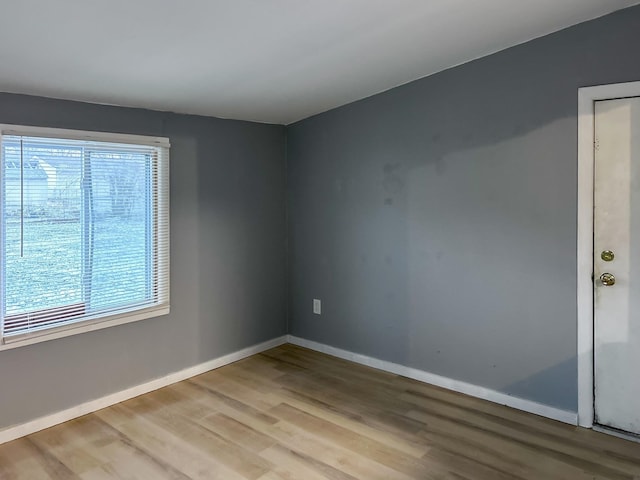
[87,151,151,311]
[3,140,83,316]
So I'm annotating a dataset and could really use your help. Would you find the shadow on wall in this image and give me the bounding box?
[503,356,578,412]
[508,343,640,425]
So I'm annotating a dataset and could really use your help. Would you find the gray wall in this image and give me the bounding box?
[287,5,640,412]
[0,94,287,429]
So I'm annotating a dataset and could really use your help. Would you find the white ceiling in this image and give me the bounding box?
[0,0,638,125]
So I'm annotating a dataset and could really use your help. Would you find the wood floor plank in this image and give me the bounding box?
[266,387,430,458]
[403,389,640,477]
[27,422,106,476]
[419,420,593,480]
[2,343,640,479]
[408,405,635,479]
[0,437,80,480]
[260,420,421,480]
[185,378,280,426]
[270,377,432,442]
[122,394,273,479]
[259,444,355,480]
[203,413,277,453]
[268,402,434,478]
[67,415,191,480]
[95,405,246,480]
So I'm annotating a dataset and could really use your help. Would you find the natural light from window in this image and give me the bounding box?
[0,127,169,346]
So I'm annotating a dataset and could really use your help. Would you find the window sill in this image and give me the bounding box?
[0,306,170,352]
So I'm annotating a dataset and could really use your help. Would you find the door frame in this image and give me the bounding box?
[577,80,640,428]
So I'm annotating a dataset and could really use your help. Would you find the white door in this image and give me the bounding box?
[594,96,640,435]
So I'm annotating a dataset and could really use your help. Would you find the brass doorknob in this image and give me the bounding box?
[601,250,615,262]
[600,273,616,286]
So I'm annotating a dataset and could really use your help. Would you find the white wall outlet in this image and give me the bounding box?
[313,299,322,315]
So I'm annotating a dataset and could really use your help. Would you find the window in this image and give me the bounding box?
[0,126,169,347]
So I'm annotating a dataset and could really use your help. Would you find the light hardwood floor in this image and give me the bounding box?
[1,343,640,479]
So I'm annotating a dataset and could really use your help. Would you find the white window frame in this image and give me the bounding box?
[0,125,170,351]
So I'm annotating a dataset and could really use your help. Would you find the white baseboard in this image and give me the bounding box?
[287,335,578,425]
[0,334,578,445]
[0,335,288,445]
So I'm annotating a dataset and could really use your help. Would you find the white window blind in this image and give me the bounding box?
[0,127,169,344]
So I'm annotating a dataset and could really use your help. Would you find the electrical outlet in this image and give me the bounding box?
[313,299,321,315]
